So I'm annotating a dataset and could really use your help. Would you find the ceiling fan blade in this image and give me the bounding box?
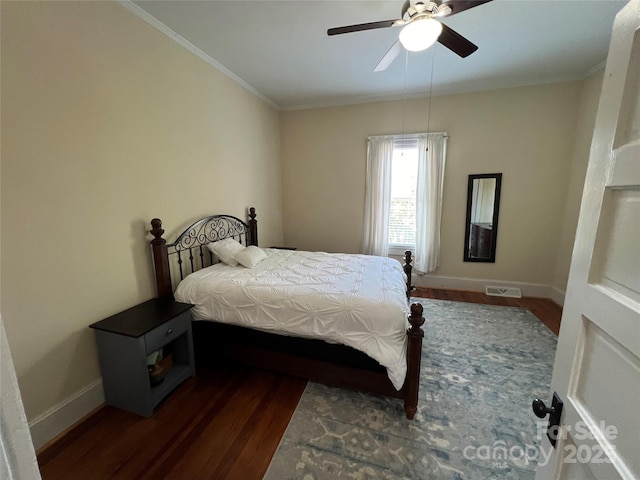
[374,40,402,72]
[441,0,493,17]
[327,19,399,36]
[437,23,478,58]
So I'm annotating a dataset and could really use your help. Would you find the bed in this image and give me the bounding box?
[149,208,425,419]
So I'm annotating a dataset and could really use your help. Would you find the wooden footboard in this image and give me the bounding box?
[192,303,425,419]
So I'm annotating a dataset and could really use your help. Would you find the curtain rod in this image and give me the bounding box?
[367,132,449,141]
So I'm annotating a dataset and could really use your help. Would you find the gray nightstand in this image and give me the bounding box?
[90,299,195,417]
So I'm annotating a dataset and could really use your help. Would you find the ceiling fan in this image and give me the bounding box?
[327,0,493,72]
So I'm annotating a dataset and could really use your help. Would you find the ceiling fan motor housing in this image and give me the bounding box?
[403,1,452,20]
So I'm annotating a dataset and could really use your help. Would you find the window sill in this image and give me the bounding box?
[388,245,415,256]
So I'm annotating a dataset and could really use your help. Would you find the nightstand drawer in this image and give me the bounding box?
[144,311,190,354]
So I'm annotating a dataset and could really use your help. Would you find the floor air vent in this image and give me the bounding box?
[485,286,522,298]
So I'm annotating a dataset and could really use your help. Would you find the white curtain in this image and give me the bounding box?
[415,134,447,272]
[362,136,394,256]
[362,132,447,272]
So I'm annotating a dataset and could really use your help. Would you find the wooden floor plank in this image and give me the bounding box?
[221,384,302,479]
[37,288,561,479]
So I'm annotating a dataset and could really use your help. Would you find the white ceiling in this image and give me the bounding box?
[130,0,627,110]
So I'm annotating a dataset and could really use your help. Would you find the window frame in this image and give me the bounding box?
[387,137,419,254]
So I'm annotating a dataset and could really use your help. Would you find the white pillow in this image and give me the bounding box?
[207,238,245,266]
[233,245,268,268]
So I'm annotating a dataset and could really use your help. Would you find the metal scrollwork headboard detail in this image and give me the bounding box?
[172,215,249,251]
[150,209,258,299]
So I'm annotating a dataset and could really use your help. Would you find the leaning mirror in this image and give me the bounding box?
[463,173,502,263]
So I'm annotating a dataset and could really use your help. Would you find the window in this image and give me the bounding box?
[362,132,447,273]
[388,138,419,253]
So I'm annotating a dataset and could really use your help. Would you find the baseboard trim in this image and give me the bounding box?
[29,379,105,450]
[413,274,565,306]
[547,286,566,307]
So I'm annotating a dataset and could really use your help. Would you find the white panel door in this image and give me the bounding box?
[535,1,640,479]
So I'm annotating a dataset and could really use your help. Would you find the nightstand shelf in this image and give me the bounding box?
[150,363,193,406]
[90,299,195,417]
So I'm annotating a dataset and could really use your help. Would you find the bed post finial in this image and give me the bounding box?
[404,302,425,420]
[150,218,164,241]
[150,218,173,300]
[403,251,413,300]
[248,207,258,246]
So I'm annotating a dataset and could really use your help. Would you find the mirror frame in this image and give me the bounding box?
[463,173,502,263]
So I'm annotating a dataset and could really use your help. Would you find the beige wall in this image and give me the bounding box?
[552,71,604,292]
[1,2,282,420]
[280,82,585,287]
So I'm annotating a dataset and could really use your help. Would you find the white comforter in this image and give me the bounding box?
[174,249,410,389]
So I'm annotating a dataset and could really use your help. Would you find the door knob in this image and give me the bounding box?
[532,398,557,418]
[532,392,563,448]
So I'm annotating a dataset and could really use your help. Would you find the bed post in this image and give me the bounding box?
[248,207,258,246]
[150,218,173,300]
[404,302,425,420]
[403,251,413,300]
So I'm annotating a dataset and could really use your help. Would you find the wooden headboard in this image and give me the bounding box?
[150,207,258,299]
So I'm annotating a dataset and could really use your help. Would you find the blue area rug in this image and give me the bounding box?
[263,298,558,479]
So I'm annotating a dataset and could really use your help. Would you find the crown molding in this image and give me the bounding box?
[585,59,607,78]
[117,0,279,110]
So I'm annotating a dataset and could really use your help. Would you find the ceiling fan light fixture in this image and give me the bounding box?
[399,17,443,52]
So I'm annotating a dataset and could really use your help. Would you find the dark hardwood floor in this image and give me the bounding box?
[37,288,561,479]
[414,287,562,335]
[37,367,307,480]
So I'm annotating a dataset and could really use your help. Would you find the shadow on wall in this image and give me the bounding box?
[131,219,157,300]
